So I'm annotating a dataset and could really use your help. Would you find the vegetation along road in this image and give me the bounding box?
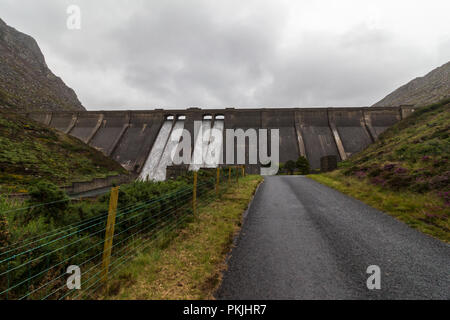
[216,176,450,299]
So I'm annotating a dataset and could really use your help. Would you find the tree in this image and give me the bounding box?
[296,156,310,175]
[284,160,296,175]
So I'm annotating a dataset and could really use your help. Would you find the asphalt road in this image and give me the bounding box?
[216,176,450,299]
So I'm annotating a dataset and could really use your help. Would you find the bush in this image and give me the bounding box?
[25,180,70,224]
[0,212,9,247]
[385,174,413,190]
[295,156,310,175]
[368,167,382,177]
[284,160,296,175]
[1,174,198,299]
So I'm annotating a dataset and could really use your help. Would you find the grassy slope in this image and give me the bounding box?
[0,111,127,193]
[102,175,263,300]
[309,99,450,242]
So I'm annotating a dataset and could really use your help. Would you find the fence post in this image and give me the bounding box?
[236,166,239,184]
[228,167,231,183]
[215,167,220,196]
[241,165,245,177]
[193,171,198,217]
[101,186,119,283]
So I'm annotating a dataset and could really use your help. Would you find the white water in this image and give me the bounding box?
[204,119,224,168]
[189,120,212,171]
[139,120,173,181]
[152,120,185,181]
[140,118,223,181]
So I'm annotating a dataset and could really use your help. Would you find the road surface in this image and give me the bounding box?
[216,176,450,299]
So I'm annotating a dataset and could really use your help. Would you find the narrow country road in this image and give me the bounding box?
[216,176,450,299]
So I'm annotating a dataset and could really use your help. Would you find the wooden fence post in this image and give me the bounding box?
[101,186,119,283]
[228,167,231,183]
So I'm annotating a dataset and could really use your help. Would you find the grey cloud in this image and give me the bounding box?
[105,1,284,108]
[0,0,448,109]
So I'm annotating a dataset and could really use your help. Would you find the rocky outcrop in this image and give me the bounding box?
[372,61,450,107]
[0,18,85,111]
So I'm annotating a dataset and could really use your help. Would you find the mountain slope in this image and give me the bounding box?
[372,61,450,107]
[311,99,450,242]
[344,99,449,191]
[0,18,85,112]
[0,111,126,193]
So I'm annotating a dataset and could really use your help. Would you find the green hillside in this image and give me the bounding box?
[0,111,127,193]
[310,98,450,241]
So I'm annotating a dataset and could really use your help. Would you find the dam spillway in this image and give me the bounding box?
[189,116,224,171]
[189,118,212,172]
[139,119,174,181]
[25,106,415,176]
[204,118,224,168]
[152,119,185,181]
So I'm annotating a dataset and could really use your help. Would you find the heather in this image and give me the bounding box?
[310,99,450,242]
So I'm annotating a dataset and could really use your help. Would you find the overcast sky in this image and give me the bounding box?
[1,0,449,110]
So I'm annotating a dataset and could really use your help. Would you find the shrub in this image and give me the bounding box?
[25,180,70,224]
[295,156,310,175]
[411,180,431,193]
[0,212,9,247]
[355,171,367,179]
[385,174,413,190]
[284,160,296,175]
[371,177,386,186]
[394,167,408,174]
[437,191,450,206]
[368,167,382,177]
[429,172,450,190]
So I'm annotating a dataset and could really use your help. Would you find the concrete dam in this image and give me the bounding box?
[25,106,415,178]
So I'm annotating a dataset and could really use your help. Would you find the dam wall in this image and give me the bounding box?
[25,106,415,173]
[296,109,341,170]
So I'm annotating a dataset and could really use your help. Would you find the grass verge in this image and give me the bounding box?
[309,171,449,243]
[100,175,263,300]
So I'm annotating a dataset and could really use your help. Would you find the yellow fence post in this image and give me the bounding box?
[241,165,245,177]
[193,171,198,217]
[236,166,239,184]
[101,186,119,283]
[228,167,231,183]
[215,167,220,196]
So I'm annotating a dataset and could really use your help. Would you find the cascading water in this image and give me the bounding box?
[140,116,222,181]
[139,120,173,181]
[204,119,224,168]
[152,120,185,181]
[189,119,212,171]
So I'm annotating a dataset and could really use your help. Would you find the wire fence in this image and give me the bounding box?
[0,166,245,300]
